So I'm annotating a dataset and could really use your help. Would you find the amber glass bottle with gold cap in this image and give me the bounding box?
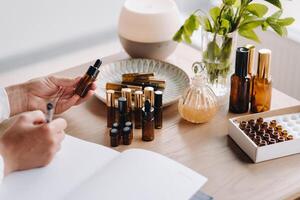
[251,49,272,113]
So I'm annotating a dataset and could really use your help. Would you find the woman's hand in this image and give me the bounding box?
[0,110,66,175]
[5,76,96,116]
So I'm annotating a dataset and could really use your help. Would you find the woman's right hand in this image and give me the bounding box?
[0,110,66,175]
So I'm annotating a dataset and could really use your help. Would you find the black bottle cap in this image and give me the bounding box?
[86,59,102,77]
[235,47,249,77]
[93,59,102,69]
[112,122,119,129]
[154,91,163,107]
[110,128,119,137]
[122,127,131,135]
[87,66,99,77]
[144,99,151,112]
[125,121,133,128]
[118,97,127,113]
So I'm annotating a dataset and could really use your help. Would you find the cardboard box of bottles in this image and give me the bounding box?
[228,105,300,163]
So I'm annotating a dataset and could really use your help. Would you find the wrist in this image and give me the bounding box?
[5,84,29,117]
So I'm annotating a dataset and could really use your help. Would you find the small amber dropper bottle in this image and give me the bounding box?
[75,59,102,97]
[142,99,155,141]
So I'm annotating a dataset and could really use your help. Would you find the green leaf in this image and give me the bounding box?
[207,41,221,61]
[183,32,192,44]
[247,3,268,17]
[173,27,184,42]
[261,21,269,31]
[183,14,200,36]
[219,18,231,35]
[238,28,260,42]
[277,17,295,26]
[223,0,236,6]
[210,7,221,23]
[203,17,213,32]
[239,20,264,30]
[268,21,285,36]
[264,0,282,9]
[172,14,200,43]
[233,0,241,7]
[270,10,282,19]
[220,37,233,61]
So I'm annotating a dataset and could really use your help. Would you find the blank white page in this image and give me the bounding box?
[0,135,119,200]
[64,149,207,200]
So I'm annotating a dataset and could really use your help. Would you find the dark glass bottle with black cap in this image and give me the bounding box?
[118,97,128,132]
[229,47,251,113]
[154,91,163,129]
[75,59,102,97]
[142,99,154,141]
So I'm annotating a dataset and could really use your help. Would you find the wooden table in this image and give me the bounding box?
[55,44,299,200]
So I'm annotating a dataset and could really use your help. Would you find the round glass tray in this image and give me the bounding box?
[94,58,190,106]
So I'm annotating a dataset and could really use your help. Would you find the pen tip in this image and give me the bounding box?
[47,103,53,110]
[94,59,102,69]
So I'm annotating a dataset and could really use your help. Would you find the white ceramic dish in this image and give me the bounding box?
[94,58,190,106]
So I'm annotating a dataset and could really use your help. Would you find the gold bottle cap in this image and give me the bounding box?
[144,86,154,106]
[106,90,115,107]
[245,44,255,76]
[257,49,271,79]
[134,90,143,108]
[121,88,132,111]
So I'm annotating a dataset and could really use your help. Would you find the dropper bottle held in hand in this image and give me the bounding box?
[75,59,102,98]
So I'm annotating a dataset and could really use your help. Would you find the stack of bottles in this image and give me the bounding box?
[229,45,272,113]
[239,117,294,147]
[106,86,163,147]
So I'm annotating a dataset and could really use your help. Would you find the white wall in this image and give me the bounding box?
[0,0,299,100]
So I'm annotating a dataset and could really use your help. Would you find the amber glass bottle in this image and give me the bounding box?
[154,91,163,129]
[142,99,154,141]
[106,90,115,128]
[134,91,143,129]
[251,49,272,113]
[75,59,102,97]
[229,47,251,113]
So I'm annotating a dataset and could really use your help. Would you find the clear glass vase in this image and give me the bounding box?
[178,62,218,124]
[201,29,237,105]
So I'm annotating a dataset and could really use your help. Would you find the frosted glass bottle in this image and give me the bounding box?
[178,62,218,123]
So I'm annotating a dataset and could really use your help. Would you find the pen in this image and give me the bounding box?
[46,103,54,123]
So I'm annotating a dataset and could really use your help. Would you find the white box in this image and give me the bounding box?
[228,105,300,163]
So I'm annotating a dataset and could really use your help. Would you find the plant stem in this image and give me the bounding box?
[213,5,226,40]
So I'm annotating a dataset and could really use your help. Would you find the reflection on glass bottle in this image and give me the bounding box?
[251,49,272,113]
[245,44,255,101]
[229,47,251,113]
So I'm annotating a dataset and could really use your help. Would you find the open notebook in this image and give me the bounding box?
[0,135,207,200]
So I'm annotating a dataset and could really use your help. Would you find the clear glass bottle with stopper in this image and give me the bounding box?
[178,62,218,123]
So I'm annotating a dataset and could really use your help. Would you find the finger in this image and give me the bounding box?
[21,110,46,124]
[56,130,66,144]
[47,118,67,133]
[75,90,95,105]
[55,95,80,114]
[49,76,78,87]
[90,82,97,90]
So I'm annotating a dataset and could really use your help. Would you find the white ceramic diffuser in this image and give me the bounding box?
[118,0,181,59]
